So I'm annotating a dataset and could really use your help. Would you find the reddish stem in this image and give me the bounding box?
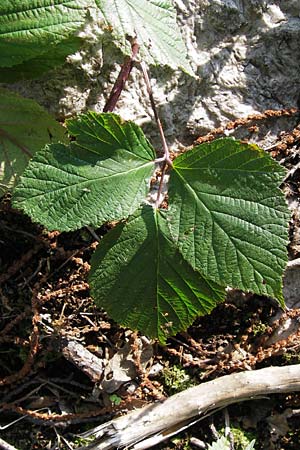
[139,62,172,208]
[139,62,172,166]
[103,41,140,113]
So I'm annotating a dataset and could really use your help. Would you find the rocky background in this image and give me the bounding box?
[9,1,300,144]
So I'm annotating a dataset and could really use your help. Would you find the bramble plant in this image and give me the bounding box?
[1,1,290,342]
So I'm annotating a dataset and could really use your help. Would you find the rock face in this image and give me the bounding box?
[174,0,300,140]
[10,1,300,147]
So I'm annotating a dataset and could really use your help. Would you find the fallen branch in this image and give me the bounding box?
[0,437,19,450]
[79,364,300,450]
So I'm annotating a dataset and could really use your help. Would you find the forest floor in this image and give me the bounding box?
[1,111,300,450]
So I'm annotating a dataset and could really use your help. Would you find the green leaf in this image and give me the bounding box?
[12,113,155,231]
[109,394,122,406]
[0,0,91,69]
[207,436,230,450]
[89,205,225,342]
[0,36,81,83]
[168,138,289,303]
[0,88,67,196]
[95,0,192,74]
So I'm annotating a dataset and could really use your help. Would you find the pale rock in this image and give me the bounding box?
[7,1,299,147]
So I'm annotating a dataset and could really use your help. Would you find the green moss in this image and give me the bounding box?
[252,321,268,336]
[161,364,195,395]
[171,436,191,449]
[73,435,96,447]
[232,427,256,449]
[219,427,256,450]
[282,351,300,364]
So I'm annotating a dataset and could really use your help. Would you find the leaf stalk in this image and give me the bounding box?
[139,61,172,208]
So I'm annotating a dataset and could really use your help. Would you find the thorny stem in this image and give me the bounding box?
[103,40,140,113]
[139,61,173,208]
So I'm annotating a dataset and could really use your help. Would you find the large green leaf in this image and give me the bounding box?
[0,88,67,196]
[96,0,192,74]
[12,113,155,231]
[0,36,81,83]
[0,0,91,69]
[168,138,289,303]
[90,205,225,342]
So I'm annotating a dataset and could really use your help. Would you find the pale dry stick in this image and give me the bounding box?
[189,437,206,449]
[224,408,234,450]
[61,337,105,383]
[287,257,300,268]
[86,226,101,243]
[0,415,26,431]
[79,364,300,450]
[54,427,74,450]
[0,438,19,450]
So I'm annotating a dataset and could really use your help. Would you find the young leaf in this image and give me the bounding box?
[95,0,192,74]
[0,88,67,195]
[12,113,155,231]
[0,0,92,69]
[168,138,289,304]
[89,205,225,343]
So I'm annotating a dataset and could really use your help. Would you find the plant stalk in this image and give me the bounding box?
[155,162,168,208]
[103,41,139,113]
[139,62,172,208]
[139,62,172,167]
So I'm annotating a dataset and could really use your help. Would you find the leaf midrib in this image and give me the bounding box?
[18,159,154,200]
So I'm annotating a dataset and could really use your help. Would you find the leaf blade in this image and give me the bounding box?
[0,0,91,68]
[12,113,156,231]
[168,138,289,302]
[89,206,225,342]
[96,0,192,73]
[0,36,82,82]
[0,87,67,195]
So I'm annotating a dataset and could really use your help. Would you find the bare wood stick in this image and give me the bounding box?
[61,338,105,383]
[79,364,300,450]
[0,438,19,450]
